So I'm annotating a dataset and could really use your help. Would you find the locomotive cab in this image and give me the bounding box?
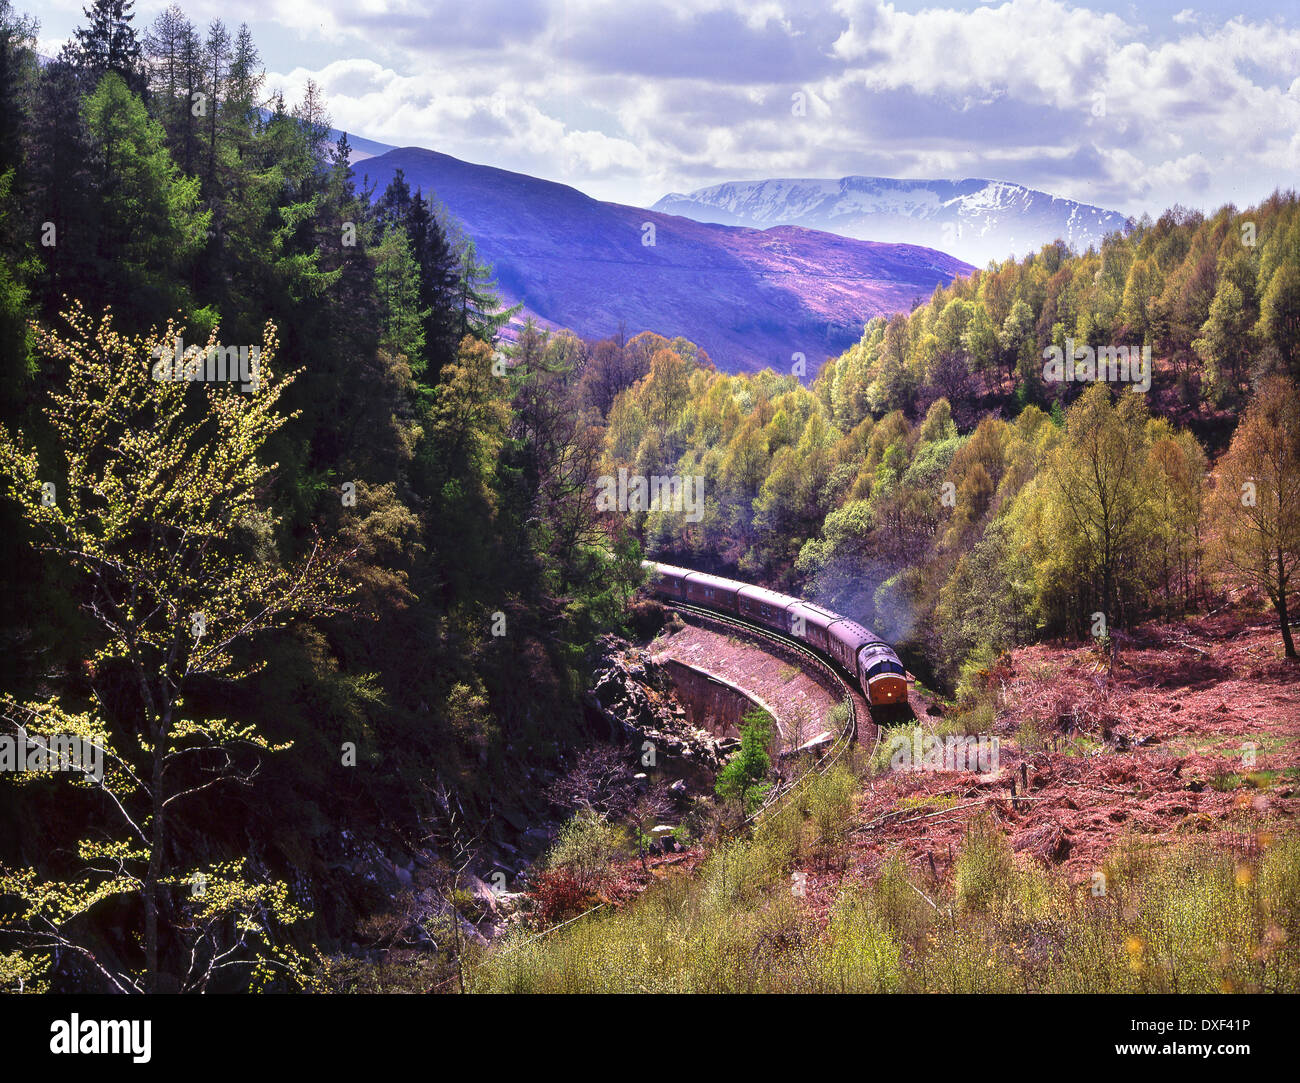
[867,669,908,705]
[859,646,908,706]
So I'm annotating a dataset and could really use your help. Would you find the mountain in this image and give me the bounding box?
[652,177,1132,268]
[355,148,974,372]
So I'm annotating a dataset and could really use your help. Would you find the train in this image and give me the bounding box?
[642,561,909,709]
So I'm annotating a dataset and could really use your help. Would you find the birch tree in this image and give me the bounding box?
[0,304,354,991]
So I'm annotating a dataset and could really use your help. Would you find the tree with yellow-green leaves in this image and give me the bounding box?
[1208,376,1300,658]
[1044,383,1154,645]
[1146,422,1206,616]
[0,304,355,992]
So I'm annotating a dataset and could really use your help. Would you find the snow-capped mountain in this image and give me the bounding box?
[652,177,1132,267]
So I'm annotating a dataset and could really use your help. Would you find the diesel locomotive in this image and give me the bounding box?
[643,561,908,708]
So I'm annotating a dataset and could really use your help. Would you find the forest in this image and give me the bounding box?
[0,0,642,992]
[0,0,1296,995]
[608,196,1300,690]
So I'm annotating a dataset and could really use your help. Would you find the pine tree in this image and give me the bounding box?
[374,224,429,365]
[143,5,203,178]
[142,4,187,113]
[292,78,330,163]
[225,23,263,130]
[715,709,773,812]
[376,169,413,232]
[71,0,144,92]
[0,0,37,178]
[0,170,34,407]
[81,71,209,323]
[406,188,461,373]
[0,1,35,407]
[26,58,97,318]
[456,239,519,344]
[176,16,202,174]
[199,20,230,191]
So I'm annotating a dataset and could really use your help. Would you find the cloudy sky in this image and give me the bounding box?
[34,0,1300,219]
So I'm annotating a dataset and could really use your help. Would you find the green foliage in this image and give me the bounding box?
[0,310,351,992]
[0,7,632,993]
[0,169,34,403]
[1207,376,1300,656]
[715,709,774,812]
[805,763,857,855]
[373,224,429,366]
[81,71,209,319]
[817,889,905,993]
[546,810,630,890]
[597,241,1263,689]
[4,0,1299,995]
[953,814,1016,913]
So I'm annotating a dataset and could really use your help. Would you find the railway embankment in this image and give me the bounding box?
[647,612,856,748]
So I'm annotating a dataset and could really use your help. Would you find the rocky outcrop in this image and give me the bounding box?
[587,635,737,771]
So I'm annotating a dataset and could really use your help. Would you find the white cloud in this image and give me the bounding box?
[40,0,1300,216]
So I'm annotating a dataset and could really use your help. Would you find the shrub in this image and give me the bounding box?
[818,890,905,993]
[806,764,857,858]
[954,814,1016,913]
[955,641,1001,704]
[715,709,774,812]
[626,598,667,639]
[532,869,600,925]
[868,724,912,776]
[545,810,630,891]
[937,698,996,738]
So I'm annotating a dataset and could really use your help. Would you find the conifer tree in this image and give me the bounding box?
[70,0,144,92]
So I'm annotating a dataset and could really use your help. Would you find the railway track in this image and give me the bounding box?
[667,601,876,819]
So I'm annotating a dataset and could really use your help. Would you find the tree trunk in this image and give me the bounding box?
[144,743,165,992]
[1278,603,1297,659]
[1278,588,1297,659]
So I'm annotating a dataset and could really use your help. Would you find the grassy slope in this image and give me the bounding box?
[471,606,1300,993]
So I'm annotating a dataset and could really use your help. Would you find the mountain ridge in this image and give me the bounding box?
[356,146,975,372]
